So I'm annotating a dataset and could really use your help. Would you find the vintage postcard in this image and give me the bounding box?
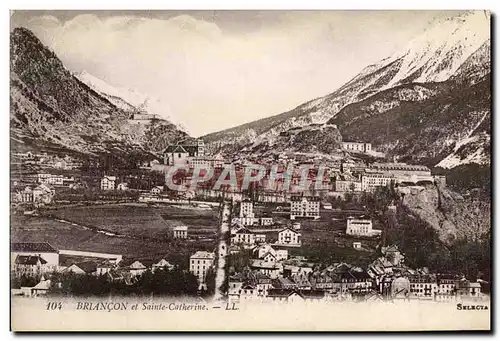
[9,9,491,332]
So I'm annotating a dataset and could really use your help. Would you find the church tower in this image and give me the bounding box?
[197,139,205,157]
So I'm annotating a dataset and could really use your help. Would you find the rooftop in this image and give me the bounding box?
[11,242,58,253]
[15,255,47,265]
[190,251,215,260]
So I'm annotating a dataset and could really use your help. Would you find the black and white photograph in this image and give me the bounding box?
[8,9,492,332]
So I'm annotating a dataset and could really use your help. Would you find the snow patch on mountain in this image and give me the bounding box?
[437,133,490,168]
[75,71,190,134]
[436,111,490,168]
[384,10,490,88]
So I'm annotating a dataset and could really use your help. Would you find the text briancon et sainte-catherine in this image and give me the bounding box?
[75,301,210,312]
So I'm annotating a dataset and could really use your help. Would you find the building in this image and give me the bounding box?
[188,155,224,169]
[250,259,281,279]
[277,228,301,247]
[232,227,260,248]
[346,217,381,237]
[266,289,325,303]
[37,173,64,186]
[189,251,215,289]
[116,182,129,191]
[12,185,55,205]
[334,173,363,192]
[455,279,482,297]
[228,275,245,302]
[332,264,373,294]
[290,196,320,220]
[64,261,98,276]
[96,260,115,276]
[322,202,333,210]
[366,162,433,184]
[14,256,47,277]
[254,244,289,261]
[11,242,59,272]
[260,217,274,226]
[409,274,438,298]
[239,200,256,226]
[11,186,34,203]
[334,179,362,192]
[433,175,447,187]
[261,252,277,263]
[164,145,190,166]
[342,142,372,153]
[33,184,55,204]
[164,139,205,166]
[128,261,147,277]
[361,173,395,192]
[369,162,431,176]
[173,226,188,239]
[100,176,116,190]
[30,277,51,296]
[391,276,411,299]
[381,245,405,266]
[152,259,175,272]
[437,275,457,295]
[151,186,164,195]
[291,222,301,231]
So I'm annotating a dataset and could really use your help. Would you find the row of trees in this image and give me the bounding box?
[46,269,200,297]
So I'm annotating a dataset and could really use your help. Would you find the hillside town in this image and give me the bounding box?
[8,10,492,333]
[9,137,488,305]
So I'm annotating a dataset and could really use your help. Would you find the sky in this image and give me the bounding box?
[10,10,464,137]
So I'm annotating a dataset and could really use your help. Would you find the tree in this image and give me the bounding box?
[349,182,356,192]
[204,267,216,296]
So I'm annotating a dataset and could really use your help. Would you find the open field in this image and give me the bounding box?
[48,203,218,239]
[11,203,219,266]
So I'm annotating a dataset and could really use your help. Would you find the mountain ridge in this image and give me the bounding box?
[10,27,190,162]
[202,11,491,169]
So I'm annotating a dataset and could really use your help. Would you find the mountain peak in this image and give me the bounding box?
[10,28,190,157]
[204,11,491,169]
[11,26,38,40]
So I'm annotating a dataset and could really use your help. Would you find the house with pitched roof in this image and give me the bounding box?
[64,261,98,276]
[127,260,148,277]
[96,260,116,276]
[253,244,288,261]
[164,145,190,166]
[250,259,282,279]
[190,251,215,289]
[11,242,59,271]
[30,276,51,296]
[310,272,336,291]
[164,139,205,166]
[152,259,175,272]
[292,273,312,290]
[151,185,164,195]
[277,227,301,247]
[231,227,265,248]
[100,176,116,190]
[381,245,405,266]
[14,255,47,277]
[116,182,129,191]
[266,289,325,303]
